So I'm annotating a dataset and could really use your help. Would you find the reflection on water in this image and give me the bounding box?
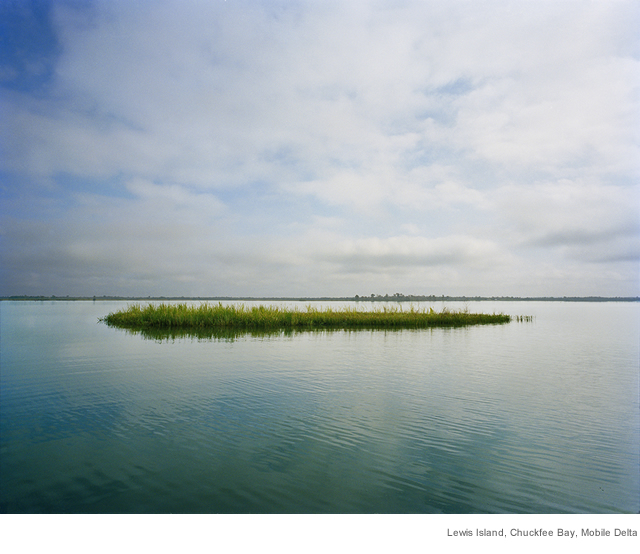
[125,326,283,342]
[124,326,350,342]
[0,301,638,513]
[124,325,453,342]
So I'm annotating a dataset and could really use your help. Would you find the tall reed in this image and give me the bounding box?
[100,302,512,330]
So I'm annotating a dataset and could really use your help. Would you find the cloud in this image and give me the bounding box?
[5,0,632,191]
[124,179,226,219]
[316,234,505,270]
[495,179,639,252]
[1,0,638,297]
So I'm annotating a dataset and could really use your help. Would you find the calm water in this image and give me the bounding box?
[1,300,638,513]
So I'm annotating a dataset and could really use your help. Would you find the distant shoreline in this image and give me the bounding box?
[2,295,638,302]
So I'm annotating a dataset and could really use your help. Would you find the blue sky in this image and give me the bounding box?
[1,0,639,297]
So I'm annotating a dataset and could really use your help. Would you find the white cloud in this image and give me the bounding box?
[495,179,639,247]
[124,179,226,218]
[1,0,638,297]
[318,234,504,268]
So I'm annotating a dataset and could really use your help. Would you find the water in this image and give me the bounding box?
[1,300,638,513]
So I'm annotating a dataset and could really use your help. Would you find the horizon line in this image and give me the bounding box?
[2,295,639,302]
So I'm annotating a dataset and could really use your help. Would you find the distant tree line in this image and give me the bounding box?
[353,294,639,302]
[2,294,638,302]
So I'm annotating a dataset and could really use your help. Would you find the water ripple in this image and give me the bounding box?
[1,301,638,513]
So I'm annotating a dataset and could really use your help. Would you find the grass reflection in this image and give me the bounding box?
[120,326,304,343]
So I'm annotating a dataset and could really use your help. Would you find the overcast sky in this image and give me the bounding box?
[1,0,638,297]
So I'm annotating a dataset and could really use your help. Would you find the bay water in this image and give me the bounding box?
[1,300,638,513]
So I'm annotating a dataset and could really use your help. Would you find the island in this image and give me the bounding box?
[99,302,519,331]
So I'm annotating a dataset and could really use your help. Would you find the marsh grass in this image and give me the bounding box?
[100,302,512,331]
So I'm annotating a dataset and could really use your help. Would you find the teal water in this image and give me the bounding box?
[1,300,638,513]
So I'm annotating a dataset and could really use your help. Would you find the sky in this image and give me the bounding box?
[1,0,639,298]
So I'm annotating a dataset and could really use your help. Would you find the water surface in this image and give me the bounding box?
[1,300,638,513]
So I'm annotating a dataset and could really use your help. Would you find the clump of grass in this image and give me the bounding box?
[100,302,513,331]
[514,315,534,322]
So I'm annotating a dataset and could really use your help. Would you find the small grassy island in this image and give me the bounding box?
[100,302,518,331]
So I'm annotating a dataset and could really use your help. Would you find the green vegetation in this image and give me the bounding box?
[100,302,514,331]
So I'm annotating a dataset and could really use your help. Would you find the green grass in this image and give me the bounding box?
[100,302,514,331]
